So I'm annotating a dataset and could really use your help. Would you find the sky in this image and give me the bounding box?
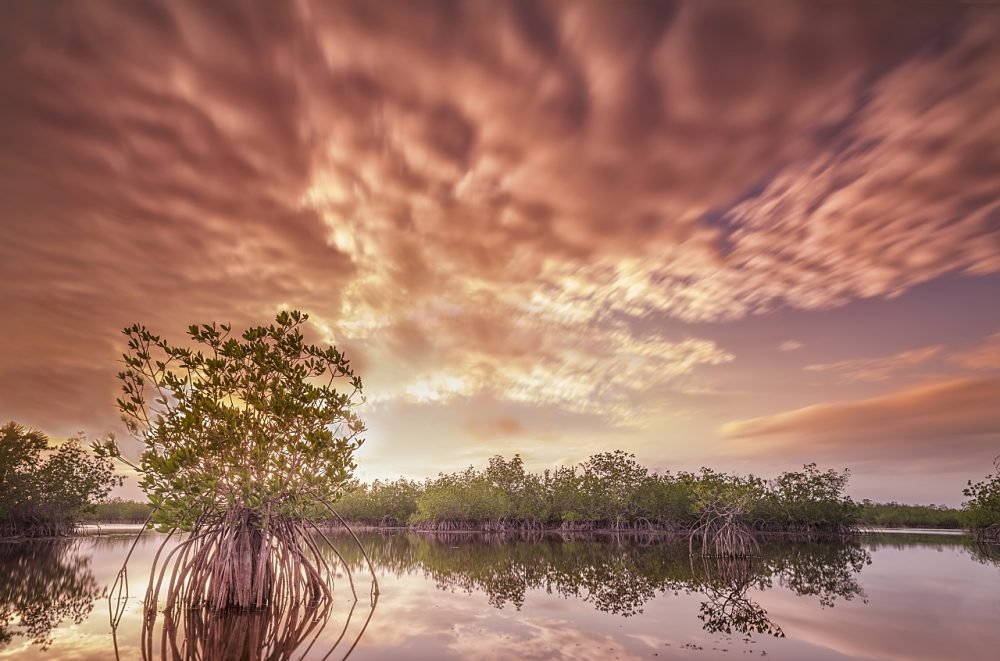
[1,1,998,506]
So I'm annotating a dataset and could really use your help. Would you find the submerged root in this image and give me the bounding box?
[158,602,332,661]
[144,587,378,660]
[752,521,859,538]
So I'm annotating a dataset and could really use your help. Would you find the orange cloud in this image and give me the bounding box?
[465,417,526,442]
[721,17,1000,318]
[720,376,1000,467]
[804,345,943,383]
[353,311,733,423]
[949,332,1000,371]
[0,1,997,484]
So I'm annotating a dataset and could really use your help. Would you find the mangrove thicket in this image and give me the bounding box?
[333,452,862,546]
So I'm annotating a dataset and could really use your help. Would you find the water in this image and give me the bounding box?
[0,531,997,660]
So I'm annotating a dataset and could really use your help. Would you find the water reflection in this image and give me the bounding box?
[864,532,1000,569]
[10,532,995,659]
[147,600,375,661]
[966,541,1000,569]
[0,540,102,650]
[101,530,378,661]
[332,532,871,638]
[689,557,783,637]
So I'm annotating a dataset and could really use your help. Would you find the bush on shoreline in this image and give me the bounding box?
[0,422,121,538]
[331,453,863,534]
[962,458,1000,544]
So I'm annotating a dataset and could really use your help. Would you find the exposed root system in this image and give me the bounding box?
[0,519,77,538]
[148,594,376,661]
[146,509,332,613]
[689,500,759,558]
[110,506,380,659]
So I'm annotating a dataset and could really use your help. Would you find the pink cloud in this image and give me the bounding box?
[804,345,943,383]
[0,2,996,482]
[720,376,1000,469]
[950,332,1000,371]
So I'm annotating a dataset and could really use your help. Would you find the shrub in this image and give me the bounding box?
[962,457,1000,543]
[0,422,120,537]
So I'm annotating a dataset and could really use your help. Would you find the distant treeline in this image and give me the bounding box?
[857,501,963,529]
[78,497,154,523]
[329,452,863,534]
[52,452,1000,544]
[66,466,980,529]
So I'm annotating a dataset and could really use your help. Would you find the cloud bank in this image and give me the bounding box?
[0,2,997,491]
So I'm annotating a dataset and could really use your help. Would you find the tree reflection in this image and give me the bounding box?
[967,541,1000,569]
[105,531,378,661]
[765,542,870,608]
[0,541,102,650]
[688,557,782,637]
[864,532,1000,572]
[333,532,871,638]
[143,599,376,661]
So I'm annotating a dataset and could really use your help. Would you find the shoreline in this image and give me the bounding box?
[0,522,972,542]
[860,527,966,536]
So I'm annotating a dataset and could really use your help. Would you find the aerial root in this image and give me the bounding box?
[106,508,367,659]
[689,500,759,558]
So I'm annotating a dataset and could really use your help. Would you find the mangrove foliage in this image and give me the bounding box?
[96,310,370,619]
[333,453,861,544]
[0,422,120,537]
[962,457,1000,544]
[857,500,962,529]
[78,498,155,524]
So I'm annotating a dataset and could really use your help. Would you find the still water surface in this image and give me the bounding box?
[1,531,997,660]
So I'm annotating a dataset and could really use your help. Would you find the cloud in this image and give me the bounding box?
[795,330,1000,389]
[804,345,943,382]
[0,1,996,478]
[297,0,1000,341]
[0,1,355,432]
[779,340,804,352]
[719,376,1000,467]
[717,15,1000,318]
[949,331,1000,370]
[351,311,733,424]
[447,615,650,661]
[466,417,526,441]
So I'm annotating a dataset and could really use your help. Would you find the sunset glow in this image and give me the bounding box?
[1,1,998,505]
